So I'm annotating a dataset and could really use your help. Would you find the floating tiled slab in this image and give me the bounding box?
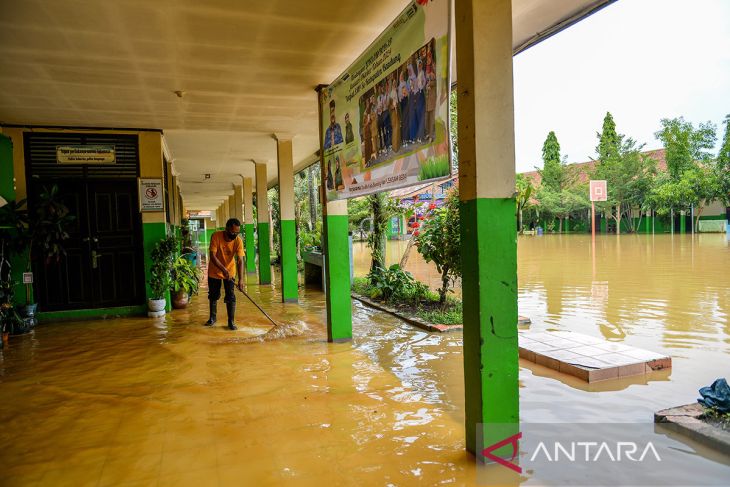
[518,330,671,382]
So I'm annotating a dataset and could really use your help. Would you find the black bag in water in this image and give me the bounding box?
[697,378,730,413]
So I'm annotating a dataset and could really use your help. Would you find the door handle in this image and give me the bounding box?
[91,250,101,269]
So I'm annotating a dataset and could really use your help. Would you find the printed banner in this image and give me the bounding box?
[319,0,452,201]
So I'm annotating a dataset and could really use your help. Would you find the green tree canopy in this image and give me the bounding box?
[596,111,621,162]
[592,112,655,233]
[655,117,716,180]
[540,131,564,192]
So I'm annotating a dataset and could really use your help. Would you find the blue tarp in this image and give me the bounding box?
[698,378,730,413]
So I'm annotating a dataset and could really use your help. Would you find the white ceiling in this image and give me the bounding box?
[0,0,613,210]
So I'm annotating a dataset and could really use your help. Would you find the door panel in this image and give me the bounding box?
[32,180,94,311]
[31,179,144,311]
[89,181,144,308]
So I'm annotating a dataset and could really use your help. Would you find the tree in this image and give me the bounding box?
[716,114,730,205]
[649,166,719,229]
[653,117,718,230]
[449,89,458,170]
[540,131,564,192]
[596,112,621,162]
[515,174,533,233]
[592,112,654,234]
[414,189,461,307]
[366,192,400,277]
[535,131,585,232]
[655,117,716,181]
[347,196,371,238]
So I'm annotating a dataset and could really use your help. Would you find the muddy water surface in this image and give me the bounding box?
[0,234,728,485]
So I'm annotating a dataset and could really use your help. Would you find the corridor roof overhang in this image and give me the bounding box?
[0,0,614,210]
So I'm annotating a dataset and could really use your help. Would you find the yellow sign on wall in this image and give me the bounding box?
[56,145,116,164]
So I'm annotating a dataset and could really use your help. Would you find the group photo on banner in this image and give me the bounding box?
[320,0,452,201]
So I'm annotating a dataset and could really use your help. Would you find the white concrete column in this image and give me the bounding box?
[275,136,297,302]
[255,162,271,284]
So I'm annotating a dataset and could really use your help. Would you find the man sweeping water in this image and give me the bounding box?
[205,218,244,330]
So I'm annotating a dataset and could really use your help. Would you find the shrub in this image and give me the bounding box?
[414,188,461,307]
[366,264,417,303]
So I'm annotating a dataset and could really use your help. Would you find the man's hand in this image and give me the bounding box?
[222,269,231,280]
[236,279,244,292]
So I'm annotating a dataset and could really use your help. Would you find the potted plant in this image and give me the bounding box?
[147,236,177,315]
[170,254,200,309]
[25,185,74,316]
[0,240,26,343]
[0,200,35,332]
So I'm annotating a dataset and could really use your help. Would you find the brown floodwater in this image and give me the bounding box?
[0,234,728,485]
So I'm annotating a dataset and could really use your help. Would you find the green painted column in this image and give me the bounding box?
[255,162,271,284]
[456,0,519,456]
[0,134,26,304]
[243,177,256,273]
[645,211,651,234]
[565,217,570,233]
[276,136,298,302]
[316,87,352,342]
[0,134,13,200]
[323,200,352,342]
[679,210,686,234]
[600,214,607,233]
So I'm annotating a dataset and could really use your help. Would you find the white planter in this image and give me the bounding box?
[147,298,166,312]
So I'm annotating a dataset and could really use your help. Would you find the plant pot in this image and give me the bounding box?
[171,290,189,309]
[147,298,166,313]
[2,332,8,344]
[23,303,38,317]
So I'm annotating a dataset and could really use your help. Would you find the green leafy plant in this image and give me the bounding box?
[366,264,416,303]
[0,186,75,304]
[170,255,200,296]
[414,189,461,307]
[148,236,178,300]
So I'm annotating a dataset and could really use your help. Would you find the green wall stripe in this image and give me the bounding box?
[0,134,13,200]
[142,222,171,311]
[279,219,298,302]
[257,222,271,284]
[323,214,352,342]
[38,305,147,322]
[0,135,27,305]
[460,197,519,455]
[244,223,256,273]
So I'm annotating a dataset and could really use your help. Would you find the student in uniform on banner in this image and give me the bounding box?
[345,112,354,144]
[425,44,437,141]
[389,72,401,152]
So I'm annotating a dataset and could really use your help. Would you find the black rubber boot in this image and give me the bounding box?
[205,300,217,326]
[226,301,237,330]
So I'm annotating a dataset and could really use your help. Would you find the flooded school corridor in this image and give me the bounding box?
[1,234,729,485]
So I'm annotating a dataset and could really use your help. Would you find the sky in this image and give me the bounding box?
[512,0,730,173]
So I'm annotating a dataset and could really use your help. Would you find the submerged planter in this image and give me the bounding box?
[171,291,189,309]
[147,298,166,317]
